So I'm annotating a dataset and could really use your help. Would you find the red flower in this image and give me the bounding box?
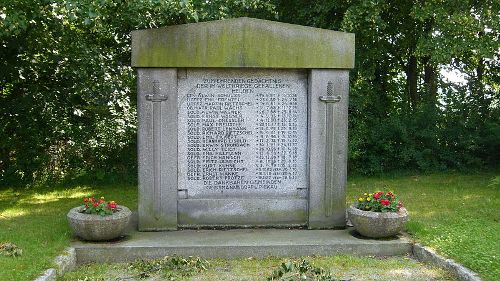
[386,192,394,197]
[98,199,105,203]
[83,198,89,203]
[93,203,99,207]
[91,197,96,202]
[108,203,117,209]
[380,199,390,206]
[397,202,403,209]
[374,192,383,199]
[84,204,89,208]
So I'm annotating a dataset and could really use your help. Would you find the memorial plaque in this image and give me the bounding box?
[133,17,354,230]
[178,69,308,199]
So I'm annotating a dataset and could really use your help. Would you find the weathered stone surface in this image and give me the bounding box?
[132,17,355,69]
[413,244,482,281]
[33,269,57,281]
[175,68,310,227]
[137,68,178,231]
[67,206,132,241]
[347,206,408,238]
[178,198,307,227]
[133,17,354,229]
[307,69,349,229]
[54,247,76,276]
[178,68,308,199]
[72,228,412,263]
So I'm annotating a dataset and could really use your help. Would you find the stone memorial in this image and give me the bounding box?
[132,17,355,231]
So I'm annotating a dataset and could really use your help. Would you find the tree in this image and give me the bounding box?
[0,0,277,185]
[1,0,498,185]
[276,0,499,173]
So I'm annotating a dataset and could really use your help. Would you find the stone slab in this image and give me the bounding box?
[175,68,311,227]
[33,269,57,281]
[54,247,76,276]
[413,244,482,281]
[178,68,308,199]
[132,17,355,68]
[72,229,412,264]
[177,198,308,227]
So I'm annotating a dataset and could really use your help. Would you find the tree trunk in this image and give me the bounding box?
[475,56,487,116]
[406,54,418,109]
[423,58,438,105]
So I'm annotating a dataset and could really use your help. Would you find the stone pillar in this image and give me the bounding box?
[308,70,349,229]
[137,68,178,230]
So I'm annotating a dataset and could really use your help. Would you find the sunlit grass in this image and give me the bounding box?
[19,189,94,204]
[1,171,498,280]
[60,255,453,281]
[0,184,137,281]
[347,171,500,281]
[0,208,29,219]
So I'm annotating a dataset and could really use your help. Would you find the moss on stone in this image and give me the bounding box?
[131,17,354,69]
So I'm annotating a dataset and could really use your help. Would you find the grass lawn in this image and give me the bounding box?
[0,171,498,280]
[348,172,500,281]
[60,255,454,281]
[0,184,138,281]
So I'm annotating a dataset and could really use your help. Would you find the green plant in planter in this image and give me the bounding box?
[355,191,403,212]
[81,197,118,216]
[68,196,131,241]
[348,190,408,238]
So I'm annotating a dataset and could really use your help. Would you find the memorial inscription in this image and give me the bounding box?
[134,17,354,229]
[178,69,308,199]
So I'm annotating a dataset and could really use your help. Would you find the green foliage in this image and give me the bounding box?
[488,175,500,187]
[354,191,402,212]
[0,242,22,257]
[0,0,498,185]
[277,0,499,175]
[80,196,118,216]
[130,256,209,279]
[0,0,276,186]
[267,260,338,281]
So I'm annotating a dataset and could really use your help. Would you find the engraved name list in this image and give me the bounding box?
[178,70,307,198]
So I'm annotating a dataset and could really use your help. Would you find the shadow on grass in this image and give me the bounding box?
[0,184,138,221]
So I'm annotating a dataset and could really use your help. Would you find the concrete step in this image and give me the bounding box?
[72,228,412,264]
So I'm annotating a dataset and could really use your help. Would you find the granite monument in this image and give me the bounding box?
[132,17,355,230]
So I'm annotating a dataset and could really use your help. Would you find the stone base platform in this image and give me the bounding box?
[71,228,412,264]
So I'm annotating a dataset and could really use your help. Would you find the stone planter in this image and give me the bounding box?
[67,205,132,241]
[347,205,408,238]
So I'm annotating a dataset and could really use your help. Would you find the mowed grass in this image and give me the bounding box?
[60,255,454,281]
[0,184,137,281]
[347,172,500,281]
[0,171,498,280]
